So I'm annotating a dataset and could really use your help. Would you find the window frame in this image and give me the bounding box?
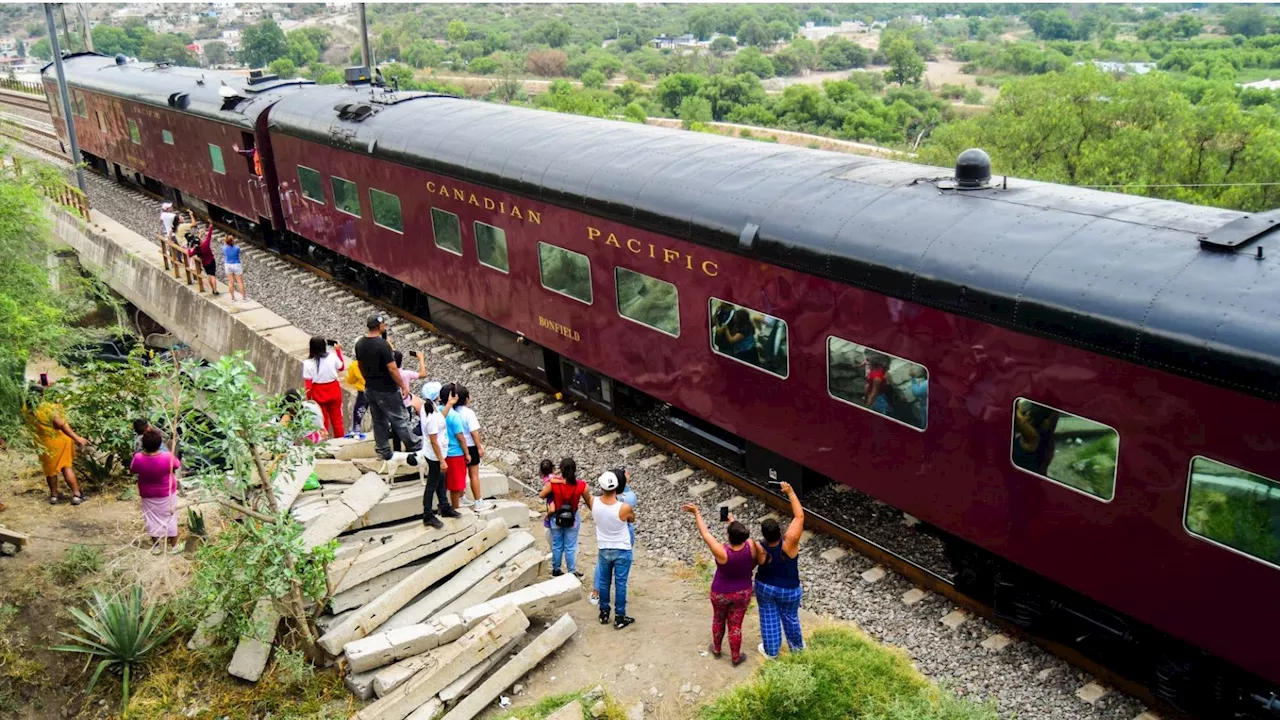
[1008,397,1118,503]
[707,297,790,380]
[330,176,362,218]
[369,187,403,233]
[208,143,225,175]
[96,110,107,132]
[1183,454,1280,570]
[431,207,463,256]
[825,335,927,432]
[614,266,680,338]
[127,118,141,145]
[162,129,174,145]
[474,221,509,274]
[72,90,86,117]
[537,241,593,305]
[296,165,325,204]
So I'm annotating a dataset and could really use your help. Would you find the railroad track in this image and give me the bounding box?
[0,94,68,163]
[0,87,52,113]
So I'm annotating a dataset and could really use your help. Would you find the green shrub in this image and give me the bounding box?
[48,544,105,585]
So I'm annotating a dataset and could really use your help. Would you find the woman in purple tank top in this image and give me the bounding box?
[683,503,767,665]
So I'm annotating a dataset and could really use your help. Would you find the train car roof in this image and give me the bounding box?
[280,84,1274,402]
[42,53,312,129]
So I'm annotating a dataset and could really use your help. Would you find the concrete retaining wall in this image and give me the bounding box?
[45,204,309,394]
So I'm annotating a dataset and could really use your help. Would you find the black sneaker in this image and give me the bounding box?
[422,515,444,530]
[552,569,564,577]
[613,615,636,630]
[599,609,610,625]
[440,509,463,519]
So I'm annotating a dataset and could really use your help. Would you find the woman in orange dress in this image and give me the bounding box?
[26,386,87,505]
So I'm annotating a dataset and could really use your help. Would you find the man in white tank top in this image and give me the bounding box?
[591,471,636,630]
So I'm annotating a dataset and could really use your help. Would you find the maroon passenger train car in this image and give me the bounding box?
[46,56,1280,716]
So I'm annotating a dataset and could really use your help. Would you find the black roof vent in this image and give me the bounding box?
[114,54,127,66]
[334,102,376,122]
[345,66,372,85]
[167,92,190,109]
[246,69,279,85]
[955,148,992,189]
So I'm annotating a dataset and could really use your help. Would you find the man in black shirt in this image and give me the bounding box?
[356,314,424,461]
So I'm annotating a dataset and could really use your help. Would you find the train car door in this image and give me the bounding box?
[239,130,270,222]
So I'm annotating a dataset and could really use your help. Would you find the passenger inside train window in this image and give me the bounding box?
[709,299,788,378]
[826,337,928,431]
[538,242,592,304]
[1010,399,1118,501]
[1185,457,1280,566]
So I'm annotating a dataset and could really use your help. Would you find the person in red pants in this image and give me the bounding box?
[303,336,346,438]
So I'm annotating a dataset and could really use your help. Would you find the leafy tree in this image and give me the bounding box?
[404,40,444,69]
[469,56,500,75]
[1170,14,1203,40]
[613,80,643,105]
[885,36,924,86]
[529,19,572,48]
[284,34,318,68]
[379,62,416,89]
[289,27,331,54]
[698,72,766,121]
[239,19,288,69]
[92,25,139,58]
[456,40,484,62]
[688,9,717,41]
[526,49,568,76]
[709,35,737,57]
[1222,7,1268,38]
[140,34,196,67]
[316,69,344,85]
[736,18,771,48]
[447,19,468,44]
[818,36,868,71]
[28,37,51,62]
[1026,9,1078,41]
[731,46,774,79]
[679,95,713,128]
[655,72,704,112]
[203,41,229,67]
[268,57,297,79]
[767,20,794,43]
[624,101,648,123]
[580,68,606,89]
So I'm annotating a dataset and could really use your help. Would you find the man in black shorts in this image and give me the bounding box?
[355,314,424,462]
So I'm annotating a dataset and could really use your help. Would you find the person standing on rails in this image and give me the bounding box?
[756,481,807,660]
[591,470,636,630]
[413,381,462,528]
[223,235,246,302]
[355,314,423,462]
[303,337,346,439]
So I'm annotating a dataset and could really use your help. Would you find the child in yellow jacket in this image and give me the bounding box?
[345,359,368,437]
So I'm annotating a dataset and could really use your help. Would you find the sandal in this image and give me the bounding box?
[150,543,164,556]
[70,495,83,506]
[708,644,722,659]
[168,543,184,555]
[48,494,62,505]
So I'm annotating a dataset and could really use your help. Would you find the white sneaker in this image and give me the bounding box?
[472,499,491,512]
[758,643,775,660]
[459,497,476,508]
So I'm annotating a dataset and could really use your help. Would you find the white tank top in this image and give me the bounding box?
[593,495,632,550]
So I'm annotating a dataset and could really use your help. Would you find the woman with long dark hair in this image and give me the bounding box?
[303,336,346,438]
[682,503,767,665]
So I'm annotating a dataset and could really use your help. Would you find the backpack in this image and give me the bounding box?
[551,481,581,528]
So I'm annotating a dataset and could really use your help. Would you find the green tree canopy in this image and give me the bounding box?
[885,36,925,86]
[203,41,229,67]
[239,19,288,69]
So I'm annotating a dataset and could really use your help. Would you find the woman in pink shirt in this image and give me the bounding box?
[130,428,182,555]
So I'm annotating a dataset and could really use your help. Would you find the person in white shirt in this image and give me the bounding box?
[412,382,462,528]
[302,337,346,438]
[453,385,488,511]
[590,471,636,630]
[159,202,177,242]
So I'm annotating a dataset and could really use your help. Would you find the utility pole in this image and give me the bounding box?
[58,4,72,51]
[77,4,93,53]
[44,3,85,194]
[357,3,371,69]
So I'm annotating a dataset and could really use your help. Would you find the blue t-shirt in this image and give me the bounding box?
[445,411,468,457]
[223,244,242,264]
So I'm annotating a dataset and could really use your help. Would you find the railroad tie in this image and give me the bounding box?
[539,402,563,414]
[637,454,666,469]
[595,431,621,445]
[579,423,605,437]
[556,410,582,425]
[461,360,484,371]
[520,392,548,405]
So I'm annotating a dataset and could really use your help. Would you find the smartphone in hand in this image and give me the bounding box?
[719,506,729,522]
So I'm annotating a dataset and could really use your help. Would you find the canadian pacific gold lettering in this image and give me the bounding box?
[626,238,641,253]
[662,249,679,264]
[702,260,719,276]
[588,227,601,241]
[538,315,581,342]
[583,226,718,277]
[424,182,541,224]
[483,198,495,211]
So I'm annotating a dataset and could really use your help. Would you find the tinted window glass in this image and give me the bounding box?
[370,188,402,232]
[710,298,788,378]
[72,90,86,117]
[208,144,225,174]
[1011,399,1118,500]
[828,337,927,430]
[331,177,361,217]
[162,129,173,145]
[297,166,323,202]
[96,111,107,132]
[128,119,140,144]
[538,242,592,304]
[431,208,462,255]
[475,222,508,272]
[616,267,679,336]
[1186,457,1280,566]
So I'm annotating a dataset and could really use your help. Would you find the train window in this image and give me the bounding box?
[431,208,462,255]
[96,111,107,133]
[331,177,361,217]
[538,242,592,304]
[616,267,679,337]
[162,130,173,145]
[1010,399,1118,501]
[370,188,402,232]
[709,298,788,378]
[49,91,59,117]
[208,144,225,175]
[127,119,140,145]
[72,90,86,117]
[1185,457,1280,567]
[474,222,508,273]
[297,166,323,203]
[827,337,927,431]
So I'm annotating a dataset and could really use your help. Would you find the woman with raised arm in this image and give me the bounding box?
[755,481,806,659]
[682,503,767,666]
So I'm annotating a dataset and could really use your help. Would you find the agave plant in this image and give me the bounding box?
[51,586,177,711]
[186,508,206,537]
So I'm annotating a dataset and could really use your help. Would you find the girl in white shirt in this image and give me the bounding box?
[302,336,346,438]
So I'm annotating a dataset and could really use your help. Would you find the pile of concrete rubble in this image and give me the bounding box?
[192,436,582,720]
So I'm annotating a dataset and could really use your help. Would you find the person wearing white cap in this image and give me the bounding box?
[159,202,177,242]
[590,470,636,630]
[412,381,462,529]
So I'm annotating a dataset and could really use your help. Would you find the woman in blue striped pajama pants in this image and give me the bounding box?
[755,481,807,659]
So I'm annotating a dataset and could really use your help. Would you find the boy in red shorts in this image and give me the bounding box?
[442,384,471,509]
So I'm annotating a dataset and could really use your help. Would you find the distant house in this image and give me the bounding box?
[1241,78,1280,90]
[651,34,698,50]
[1085,60,1156,75]
[798,20,869,41]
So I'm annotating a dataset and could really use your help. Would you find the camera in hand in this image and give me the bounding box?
[326,338,338,346]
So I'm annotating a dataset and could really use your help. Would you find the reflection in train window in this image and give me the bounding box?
[432,208,462,255]
[709,298,788,378]
[827,337,927,431]
[208,144,225,175]
[370,188,402,232]
[127,119,140,144]
[1185,457,1280,567]
[297,166,324,203]
[616,267,679,337]
[331,177,361,217]
[475,222,508,273]
[162,130,174,145]
[1011,399,1118,501]
[538,242,592,304]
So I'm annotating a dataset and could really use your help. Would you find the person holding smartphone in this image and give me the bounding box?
[303,336,346,438]
[756,481,807,659]
[682,502,767,665]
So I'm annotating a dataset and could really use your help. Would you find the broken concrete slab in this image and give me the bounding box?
[472,499,529,529]
[330,561,428,615]
[436,548,544,618]
[327,437,377,460]
[186,610,225,651]
[436,636,521,704]
[328,515,480,595]
[405,698,443,720]
[462,466,511,502]
[382,531,536,632]
[227,599,282,683]
[348,604,529,720]
[0,526,29,549]
[463,573,583,625]
[345,666,382,701]
[546,701,583,720]
[438,613,578,720]
[320,520,509,657]
[315,458,363,482]
[301,474,391,550]
[275,458,315,511]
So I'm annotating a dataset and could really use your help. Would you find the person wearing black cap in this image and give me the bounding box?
[355,314,423,460]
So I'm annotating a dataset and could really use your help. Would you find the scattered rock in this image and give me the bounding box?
[590,700,608,718]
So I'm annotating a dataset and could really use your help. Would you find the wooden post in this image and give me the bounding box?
[160,237,171,271]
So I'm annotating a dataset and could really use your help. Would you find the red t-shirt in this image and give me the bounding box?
[549,480,586,512]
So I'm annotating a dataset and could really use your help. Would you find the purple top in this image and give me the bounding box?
[130,451,180,499]
[710,541,756,594]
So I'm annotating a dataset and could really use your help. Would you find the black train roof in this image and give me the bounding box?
[43,53,312,129]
